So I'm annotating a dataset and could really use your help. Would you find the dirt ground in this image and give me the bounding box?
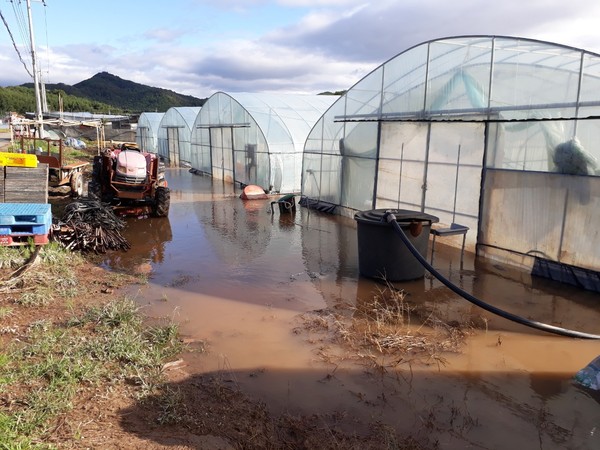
[0,138,408,448]
[0,240,432,449]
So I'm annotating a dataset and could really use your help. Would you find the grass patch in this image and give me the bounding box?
[1,243,83,305]
[0,306,13,319]
[0,297,183,447]
[0,245,29,270]
[0,243,183,446]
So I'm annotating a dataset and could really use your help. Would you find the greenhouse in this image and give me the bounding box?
[157,107,202,166]
[190,92,336,193]
[136,112,164,153]
[302,35,600,280]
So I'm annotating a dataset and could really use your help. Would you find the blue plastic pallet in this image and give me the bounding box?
[0,203,52,235]
[0,223,50,235]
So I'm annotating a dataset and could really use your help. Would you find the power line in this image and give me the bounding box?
[0,6,33,77]
[10,0,31,56]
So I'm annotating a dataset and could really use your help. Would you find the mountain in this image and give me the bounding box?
[24,72,206,113]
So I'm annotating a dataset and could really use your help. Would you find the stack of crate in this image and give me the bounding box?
[0,152,51,246]
[0,164,49,204]
[0,203,52,246]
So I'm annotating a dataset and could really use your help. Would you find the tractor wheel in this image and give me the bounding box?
[88,180,102,200]
[92,156,102,179]
[92,155,104,185]
[153,186,170,217]
[70,171,84,197]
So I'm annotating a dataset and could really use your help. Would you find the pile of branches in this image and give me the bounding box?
[52,198,131,253]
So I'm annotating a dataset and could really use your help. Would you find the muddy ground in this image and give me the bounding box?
[104,169,600,449]
[3,166,600,449]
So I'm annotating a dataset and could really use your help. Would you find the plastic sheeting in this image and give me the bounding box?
[190,92,336,193]
[532,257,600,293]
[136,112,164,153]
[302,35,600,274]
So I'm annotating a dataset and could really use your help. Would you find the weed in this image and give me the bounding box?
[0,306,13,319]
[0,246,28,269]
[15,290,52,307]
[0,296,182,444]
[298,284,471,371]
[39,242,83,267]
[155,385,188,425]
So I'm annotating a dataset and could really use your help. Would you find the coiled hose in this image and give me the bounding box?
[383,211,600,339]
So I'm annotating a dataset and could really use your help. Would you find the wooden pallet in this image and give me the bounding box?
[2,164,49,204]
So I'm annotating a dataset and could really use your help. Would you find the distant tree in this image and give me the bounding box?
[319,90,346,96]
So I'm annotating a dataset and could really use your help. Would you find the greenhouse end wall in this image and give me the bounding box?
[191,92,336,194]
[302,35,600,275]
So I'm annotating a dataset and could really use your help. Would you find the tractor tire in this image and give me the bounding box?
[153,186,170,217]
[70,171,84,197]
[88,180,102,200]
[92,156,103,182]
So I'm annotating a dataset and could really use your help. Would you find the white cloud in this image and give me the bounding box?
[3,0,600,100]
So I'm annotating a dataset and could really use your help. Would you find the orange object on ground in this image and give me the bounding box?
[240,185,268,200]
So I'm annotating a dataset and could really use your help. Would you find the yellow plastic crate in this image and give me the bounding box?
[0,152,38,168]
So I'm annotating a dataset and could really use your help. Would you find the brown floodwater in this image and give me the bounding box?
[101,168,600,449]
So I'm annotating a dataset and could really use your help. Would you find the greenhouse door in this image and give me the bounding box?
[210,127,235,183]
[423,122,484,237]
[377,122,484,249]
[167,127,180,167]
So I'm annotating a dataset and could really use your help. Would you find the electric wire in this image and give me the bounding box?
[11,0,31,57]
[43,0,50,84]
[0,5,33,77]
[383,211,600,340]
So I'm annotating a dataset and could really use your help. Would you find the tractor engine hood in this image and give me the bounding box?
[115,150,148,183]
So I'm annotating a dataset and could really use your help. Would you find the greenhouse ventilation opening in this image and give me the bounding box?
[301,35,600,291]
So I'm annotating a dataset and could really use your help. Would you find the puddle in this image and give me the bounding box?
[101,168,600,448]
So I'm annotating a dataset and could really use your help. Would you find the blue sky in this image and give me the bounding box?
[1,0,600,99]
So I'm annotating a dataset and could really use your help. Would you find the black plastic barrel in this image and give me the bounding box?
[354,209,439,281]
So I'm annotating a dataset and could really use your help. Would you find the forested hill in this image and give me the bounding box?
[62,72,206,111]
[3,72,206,114]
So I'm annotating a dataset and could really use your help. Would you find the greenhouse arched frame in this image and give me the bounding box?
[157,107,202,167]
[190,92,336,193]
[136,112,164,153]
[303,35,600,279]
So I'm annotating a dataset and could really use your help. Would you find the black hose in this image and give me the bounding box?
[383,211,600,339]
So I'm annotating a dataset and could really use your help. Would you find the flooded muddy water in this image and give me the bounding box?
[102,168,600,449]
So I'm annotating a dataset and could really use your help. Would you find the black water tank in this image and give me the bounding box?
[354,209,439,281]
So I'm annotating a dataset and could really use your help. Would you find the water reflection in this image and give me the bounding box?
[100,168,600,336]
[193,196,273,265]
[96,168,600,449]
[101,216,172,271]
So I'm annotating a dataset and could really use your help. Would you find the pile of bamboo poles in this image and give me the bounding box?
[52,199,130,253]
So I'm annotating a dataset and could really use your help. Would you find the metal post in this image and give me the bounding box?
[26,0,44,139]
[452,144,461,224]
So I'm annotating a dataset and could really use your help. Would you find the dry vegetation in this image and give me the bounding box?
[297,284,472,371]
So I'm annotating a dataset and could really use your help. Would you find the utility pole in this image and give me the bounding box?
[26,0,44,138]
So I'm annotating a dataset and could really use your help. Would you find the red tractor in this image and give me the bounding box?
[88,143,170,217]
